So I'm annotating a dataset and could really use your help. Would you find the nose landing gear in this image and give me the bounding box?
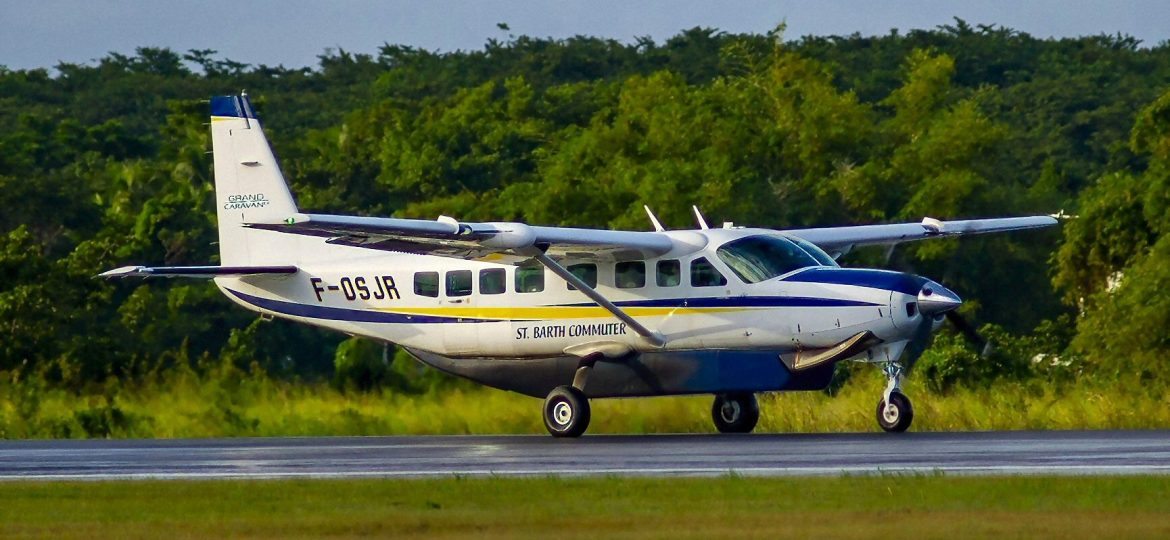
[877,362,913,432]
[712,392,760,433]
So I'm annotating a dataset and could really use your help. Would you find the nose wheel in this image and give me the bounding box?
[876,362,913,432]
[876,391,913,432]
[543,385,591,437]
[712,393,760,433]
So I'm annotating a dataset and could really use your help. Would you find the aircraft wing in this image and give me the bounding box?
[783,215,1058,252]
[246,213,675,262]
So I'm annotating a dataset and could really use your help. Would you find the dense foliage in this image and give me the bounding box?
[3,21,1170,396]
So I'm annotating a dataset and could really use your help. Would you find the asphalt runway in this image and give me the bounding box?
[1,430,1168,480]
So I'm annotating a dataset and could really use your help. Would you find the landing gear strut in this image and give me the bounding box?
[712,393,760,433]
[876,362,913,432]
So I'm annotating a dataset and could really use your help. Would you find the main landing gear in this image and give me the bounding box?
[711,393,759,433]
[543,358,595,438]
[538,357,914,436]
[876,362,913,432]
[543,385,591,438]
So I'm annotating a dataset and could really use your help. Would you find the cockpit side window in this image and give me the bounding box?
[716,235,821,284]
[690,257,727,287]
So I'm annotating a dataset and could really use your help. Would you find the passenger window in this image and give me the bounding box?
[479,268,506,295]
[515,265,545,293]
[691,257,727,287]
[656,260,681,287]
[446,270,472,297]
[615,261,646,289]
[566,263,597,290]
[414,271,439,297]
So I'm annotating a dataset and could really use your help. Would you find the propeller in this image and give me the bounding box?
[881,244,993,369]
[945,310,992,357]
[899,312,937,373]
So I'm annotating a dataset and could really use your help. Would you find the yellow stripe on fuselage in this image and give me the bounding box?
[375,305,751,321]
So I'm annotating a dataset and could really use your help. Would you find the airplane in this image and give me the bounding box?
[102,94,1058,437]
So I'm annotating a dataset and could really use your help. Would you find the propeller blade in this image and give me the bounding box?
[945,311,993,357]
[900,316,935,373]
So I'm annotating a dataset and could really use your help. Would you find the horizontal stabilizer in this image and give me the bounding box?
[99,265,297,279]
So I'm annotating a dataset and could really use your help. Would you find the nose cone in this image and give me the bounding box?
[917,281,962,315]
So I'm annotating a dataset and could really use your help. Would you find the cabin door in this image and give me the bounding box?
[441,269,478,356]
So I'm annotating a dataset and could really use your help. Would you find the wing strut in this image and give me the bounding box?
[532,252,666,348]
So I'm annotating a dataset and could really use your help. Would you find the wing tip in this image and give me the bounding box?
[97,265,147,278]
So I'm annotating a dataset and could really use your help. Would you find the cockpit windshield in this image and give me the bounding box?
[716,235,835,284]
[788,235,839,267]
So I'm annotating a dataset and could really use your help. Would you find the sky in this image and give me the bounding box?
[2,0,1168,71]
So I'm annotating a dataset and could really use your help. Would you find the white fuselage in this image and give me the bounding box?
[215,227,927,360]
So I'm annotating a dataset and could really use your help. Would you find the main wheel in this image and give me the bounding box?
[876,391,913,433]
[543,385,591,438]
[712,393,760,433]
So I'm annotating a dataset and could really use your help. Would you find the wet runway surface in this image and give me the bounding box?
[1,430,1168,480]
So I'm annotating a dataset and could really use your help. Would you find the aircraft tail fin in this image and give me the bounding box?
[210,94,299,265]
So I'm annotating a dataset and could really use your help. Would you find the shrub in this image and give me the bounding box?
[332,337,393,392]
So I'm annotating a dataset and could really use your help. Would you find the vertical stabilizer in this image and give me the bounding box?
[210,94,298,265]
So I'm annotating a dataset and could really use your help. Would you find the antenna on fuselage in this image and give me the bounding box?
[644,205,666,232]
[691,205,710,230]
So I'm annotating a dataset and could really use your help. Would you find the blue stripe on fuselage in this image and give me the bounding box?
[782,268,924,296]
[592,296,880,309]
[226,288,493,324]
[225,289,881,325]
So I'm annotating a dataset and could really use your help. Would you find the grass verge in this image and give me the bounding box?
[2,475,1169,539]
[2,369,1169,438]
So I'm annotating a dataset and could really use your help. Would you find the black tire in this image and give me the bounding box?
[543,385,591,438]
[876,392,914,433]
[712,393,760,434]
